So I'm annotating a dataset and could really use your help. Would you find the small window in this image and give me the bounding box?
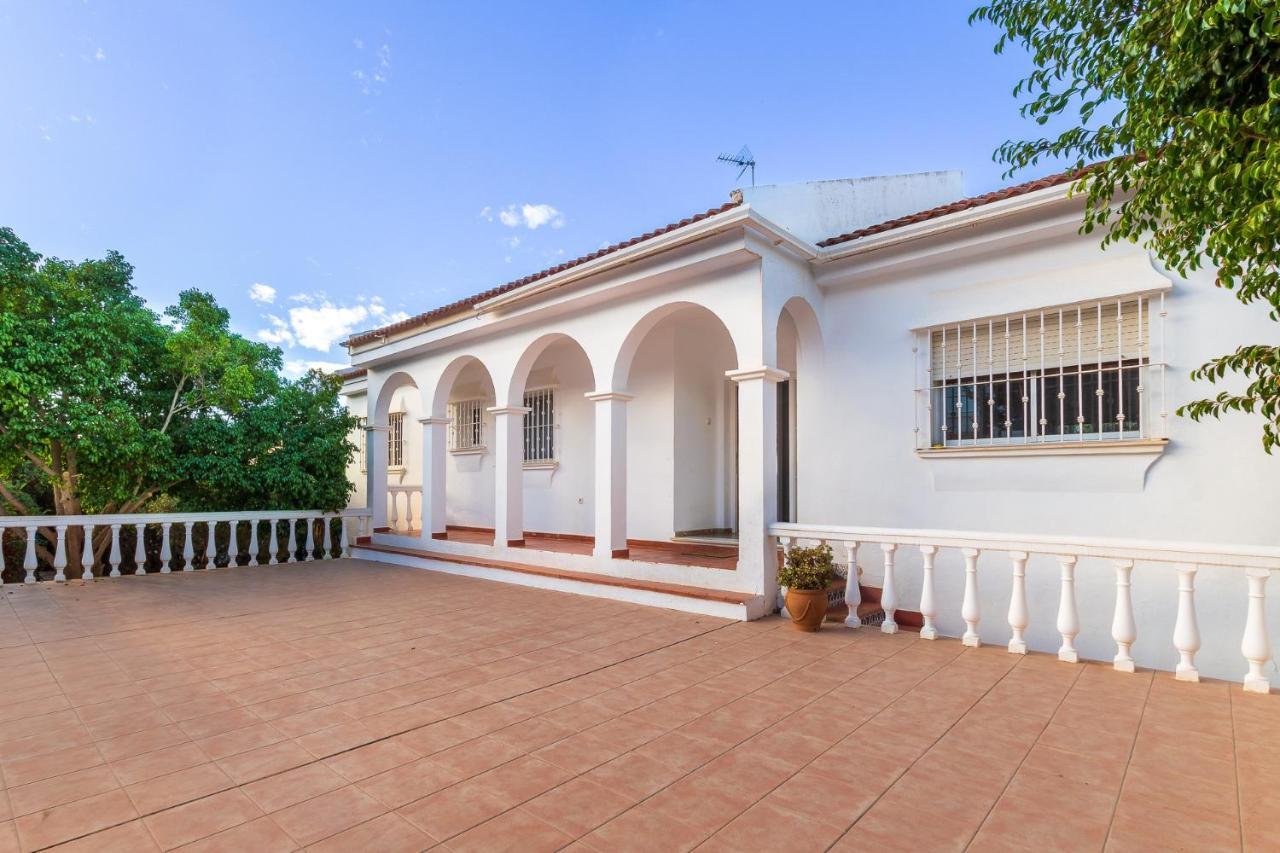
[523,388,554,462]
[387,412,405,467]
[449,399,485,451]
[355,417,368,471]
[919,295,1162,448]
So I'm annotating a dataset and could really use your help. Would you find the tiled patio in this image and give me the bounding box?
[1,559,1276,852]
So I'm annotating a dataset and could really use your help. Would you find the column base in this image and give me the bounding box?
[1113,657,1136,673]
[962,633,981,648]
[1058,648,1079,663]
[1008,639,1028,655]
[844,615,862,629]
[1244,674,1271,694]
[919,626,937,640]
[1175,666,1200,683]
[880,620,898,635]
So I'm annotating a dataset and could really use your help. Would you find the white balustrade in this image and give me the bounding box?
[843,541,860,628]
[0,509,368,585]
[268,519,279,565]
[770,521,1280,693]
[387,486,422,533]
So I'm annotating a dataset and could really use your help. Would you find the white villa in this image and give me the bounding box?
[337,170,1280,687]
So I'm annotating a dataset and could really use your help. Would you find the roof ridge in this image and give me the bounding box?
[343,200,742,349]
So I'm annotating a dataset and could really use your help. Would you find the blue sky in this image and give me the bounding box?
[2,1,1060,375]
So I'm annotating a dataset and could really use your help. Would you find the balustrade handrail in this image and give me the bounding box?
[0,508,371,528]
[769,522,1280,571]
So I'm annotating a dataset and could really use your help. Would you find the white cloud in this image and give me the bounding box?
[353,43,392,95]
[283,359,350,379]
[248,282,276,304]
[353,38,364,49]
[478,206,493,222]
[495,203,565,230]
[94,47,106,61]
[505,235,521,249]
[254,293,411,353]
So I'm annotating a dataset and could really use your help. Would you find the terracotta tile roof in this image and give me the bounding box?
[343,200,742,349]
[816,168,1087,248]
[336,367,367,381]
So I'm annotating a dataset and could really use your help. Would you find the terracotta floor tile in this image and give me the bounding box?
[697,798,846,853]
[15,788,139,851]
[44,819,160,853]
[6,764,121,818]
[582,751,685,802]
[269,785,385,846]
[522,777,635,838]
[396,780,510,842]
[112,742,210,786]
[126,763,236,815]
[242,763,347,813]
[215,740,313,785]
[143,788,263,850]
[306,812,433,853]
[1,744,105,788]
[446,807,574,853]
[324,739,421,782]
[175,815,297,852]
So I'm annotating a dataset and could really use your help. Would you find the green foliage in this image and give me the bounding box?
[0,226,358,517]
[778,543,836,591]
[971,0,1280,451]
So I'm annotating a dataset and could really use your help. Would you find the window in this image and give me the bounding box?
[388,412,405,467]
[918,294,1164,448]
[523,388,554,462]
[448,399,485,451]
[356,417,368,471]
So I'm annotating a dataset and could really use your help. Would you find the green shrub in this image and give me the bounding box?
[778,543,835,591]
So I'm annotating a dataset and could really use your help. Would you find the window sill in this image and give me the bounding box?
[450,447,486,456]
[523,460,558,470]
[917,438,1168,459]
[387,465,406,473]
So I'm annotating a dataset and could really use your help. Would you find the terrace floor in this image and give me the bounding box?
[1,558,1277,852]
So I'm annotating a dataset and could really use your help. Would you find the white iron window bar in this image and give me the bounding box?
[918,294,1163,448]
[387,412,405,467]
[523,388,555,462]
[448,399,486,451]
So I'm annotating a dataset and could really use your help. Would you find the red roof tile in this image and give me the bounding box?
[343,201,742,349]
[816,168,1087,248]
[336,367,367,381]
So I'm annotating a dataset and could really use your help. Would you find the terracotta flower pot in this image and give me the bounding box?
[785,588,828,632]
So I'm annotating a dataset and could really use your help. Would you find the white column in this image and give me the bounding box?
[419,417,449,543]
[843,541,862,628]
[1112,559,1137,672]
[1007,551,1029,654]
[961,547,981,647]
[586,392,632,559]
[1056,556,1079,662]
[728,366,787,606]
[489,406,531,547]
[880,543,899,634]
[919,545,938,639]
[23,526,38,584]
[109,524,123,578]
[366,425,389,530]
[1242,568,1272,694]
[1173,564,1201,682]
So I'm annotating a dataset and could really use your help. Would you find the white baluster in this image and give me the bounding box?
[1056,556,1079,662]
[134,524,147,575]
[918,545,938,639]
[23,526,38,584]
[389,491,400,532]
[204,521,217,569]
[109,524,122,578]
[1242,568,1273,694]
[81,524,95,580]
[182,522,195,572]
[1173,564,1201,682]
[341,517,352,558]
[1007,551,1029,654]
[248,519,260,566]
[843,540,861,628]
[160,522,173,573]
[305,517,316,561]
[961,548,981,647]
[777,536,792,617]
[1112,559,1137,672]
[287,518,299,563]
[268,519,279,565]
[880,543,899,634]
[53,525,68,582]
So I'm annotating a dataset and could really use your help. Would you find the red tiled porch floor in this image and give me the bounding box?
[406,527,740,570]
[1,559,1277,852]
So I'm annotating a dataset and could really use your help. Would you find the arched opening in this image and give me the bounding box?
[616,303,740,543]
[508,334,597,542]
[775,296,824,523]
[431,356,498,544]
[370,372,421,532]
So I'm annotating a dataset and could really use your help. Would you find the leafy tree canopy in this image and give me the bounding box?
[0,226,358,519]
[971,0,1280,450]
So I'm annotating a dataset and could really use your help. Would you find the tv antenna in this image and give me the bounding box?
[716,145,756,186]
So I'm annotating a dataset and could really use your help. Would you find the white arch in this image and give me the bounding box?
[608,300,742,391]
[371,370,419,425]
[505,332,596,407]
[777,295,825,372]
[429,354,497,418]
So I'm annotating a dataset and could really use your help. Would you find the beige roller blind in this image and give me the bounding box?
[930,297,1148,382]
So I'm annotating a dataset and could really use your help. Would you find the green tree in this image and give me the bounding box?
[971,0,1280,450]
[0,227,358,563]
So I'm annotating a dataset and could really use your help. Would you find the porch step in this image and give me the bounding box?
[824,600,888,627]
[352,541,767,620]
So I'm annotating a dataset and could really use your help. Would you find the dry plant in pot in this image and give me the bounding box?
[779,543,835,631]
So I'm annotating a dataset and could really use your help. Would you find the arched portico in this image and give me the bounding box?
[366,370,421,532]
[775,296,825,523]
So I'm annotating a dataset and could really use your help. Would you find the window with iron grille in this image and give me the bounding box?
[448,399,485,451]
[523,388,554,462]
[916,294,1167,448]
[356,417,368,471]
[387,412,405,467]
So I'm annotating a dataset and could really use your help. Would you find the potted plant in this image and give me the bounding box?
[779,543,835,632]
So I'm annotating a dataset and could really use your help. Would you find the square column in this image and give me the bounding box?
[586,391,633,559]
[489,406,531,547]
[727,366,788,607]
[365,425,389,530]
[419,417,449,542]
